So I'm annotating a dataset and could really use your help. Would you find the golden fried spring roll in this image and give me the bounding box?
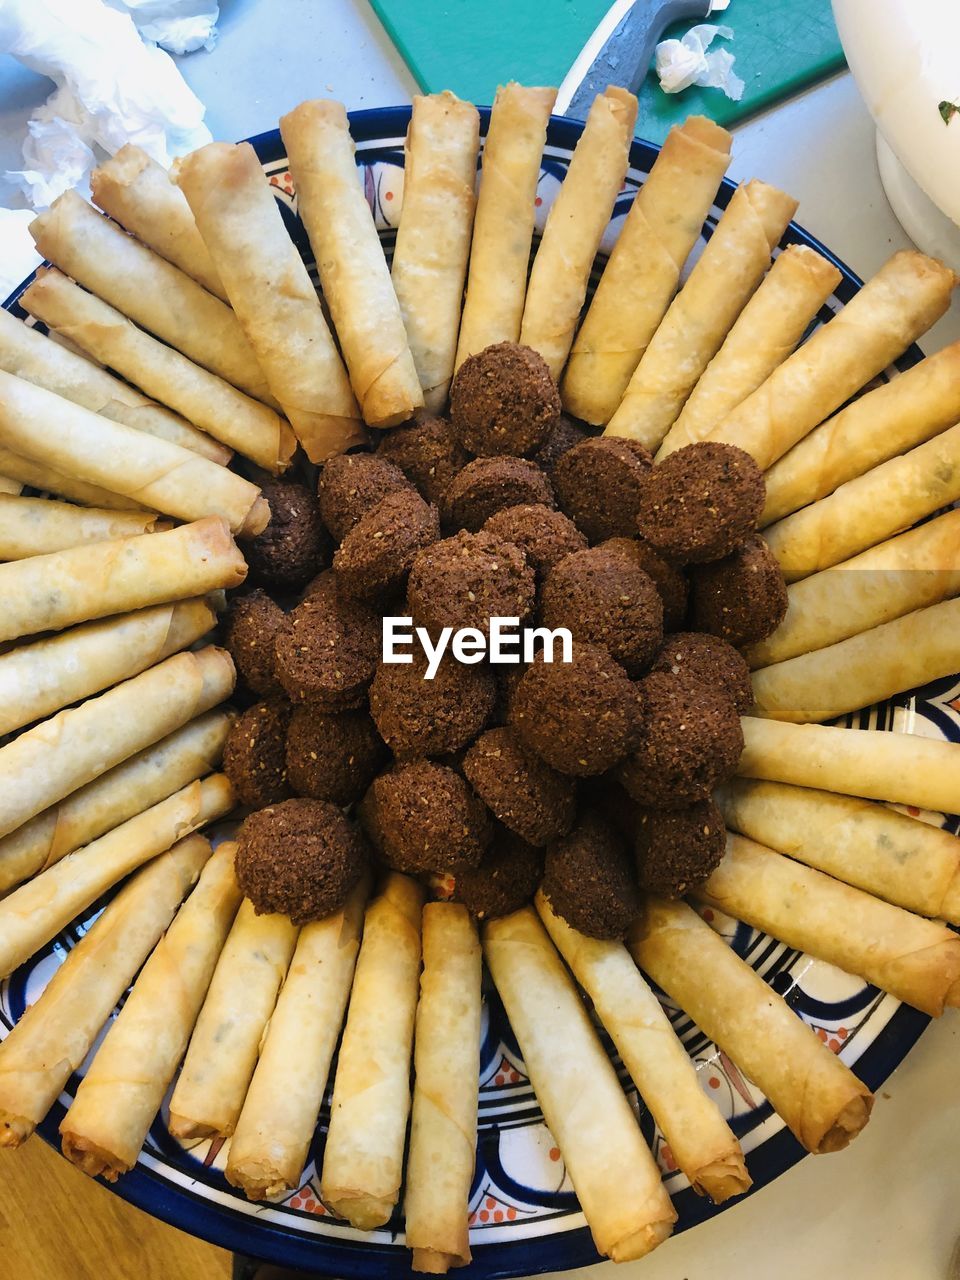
[0,834,211,1148]
[225,878,368,1200]
[280,100,423,428]
[405,903,482,1273]
[60,842,242,1179]
[704,250,957,469]
[320,873,425,1229]
[738,717,960,815]
[391,92,480,412]
[716,778,960,923]
[657,245,841,457]
[175,142,363,462]
[561,115,732,425]
[29,191,275,405]
[454,83,557,367]
[0,307,229,463]
[91,144,227,300]
[0,445,144,511]
[0,710,232,895]
[0,645,234,842]
[0,475,21,494]
[0,372,268,536]
[519,87,638,379]
[0,517,245,644]
[22,268,295,475]
[746,511,960,668]
[535,892,748,1205]
[603,179,797,450]
[0,494,161,559]
[0,598,216,737]
[695,834,960,1016]
[630,899,873,1152]
[761,339,960,525]
[484,908,675,1261]
[0,775,231,979]
[764,422,960,581]
[168,898,300,1139]
[751,597,960,723]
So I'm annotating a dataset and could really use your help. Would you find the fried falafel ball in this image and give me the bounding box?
[285,705,386,806]
[649,631,753,714]
[618,671,743,808]
[332,489,440,603]
[223,589,289,697]
[448,824,544,920]
[482,503,587,584]
[634,799,727,897]
[407,530,535,639]
[223,699,292,807]
[376,415,469,504]
[274,574,380,710]
[531,413,588,480]
[541,810,640,940]
[236,797,368,924]
[636,441,765,564]
[688,534,788,648]
[450,341,561,456]
[509,643,642,777]
[317,452,414,543]
[368,651,496,760]
[440,456,555,532]
[539,545,664,676]
[551,436,653,542]
[244,479,332,589]
[462,726,577,846]
[598,536,689,632]
[373,761,492,873]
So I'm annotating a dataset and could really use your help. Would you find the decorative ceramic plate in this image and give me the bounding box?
[1,106,951,1278]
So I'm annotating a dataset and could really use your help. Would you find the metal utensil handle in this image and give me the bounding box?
[565,0,712,121]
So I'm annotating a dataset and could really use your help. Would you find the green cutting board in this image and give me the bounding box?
[368,0,845,143]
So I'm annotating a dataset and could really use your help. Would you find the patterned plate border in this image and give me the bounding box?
[0,106,944,1278]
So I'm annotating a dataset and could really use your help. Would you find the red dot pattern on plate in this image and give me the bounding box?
[548,1147,561,1162]
[289,1189,326,1215]
[534,196,542,206]
[708,1076,720,1088]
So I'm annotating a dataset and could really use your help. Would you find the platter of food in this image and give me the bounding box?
[0,83,959,1279]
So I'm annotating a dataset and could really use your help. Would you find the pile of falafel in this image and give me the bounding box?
[223,340,787,940]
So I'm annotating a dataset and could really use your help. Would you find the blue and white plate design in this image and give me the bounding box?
[0,106,950,1278]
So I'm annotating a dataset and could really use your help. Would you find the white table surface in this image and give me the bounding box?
[1,3,959,1276]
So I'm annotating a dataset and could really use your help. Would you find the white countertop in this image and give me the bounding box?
[1,3,958,1275]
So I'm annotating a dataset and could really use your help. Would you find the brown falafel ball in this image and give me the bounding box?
[374,761,492,873]
[223,700,292,807]
[483,503,587,583]
[317,452,414,543]
[450,342,561,456]
[244,479,332,589]
[274,577,380,710]
[376,415,469,504]
[531,414,588,479]
[598,536,689,632]
[369,651,496,760]
[540,546,664,676]
[463,726,577,846]
[688,534,788,648]
[636,441,765,564]
[333,489,439,603]
[510,643,642,777]
[650,631,753,714]
[635,799,726,897]
[490,663,528,727]
[449,825,544,920]
[236,798,367,924]
[541,810,640,940]
[552,436,653,542]
[223,589,289,697]
[618,671,743,808]
[440,456,555,532]
[356,781,385,856]
[285,705,386,806]
[407,530,535,639]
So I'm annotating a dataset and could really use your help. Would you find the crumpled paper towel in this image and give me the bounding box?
[1,0,214,207]
[655,24,745,101]
[107,0,220,55]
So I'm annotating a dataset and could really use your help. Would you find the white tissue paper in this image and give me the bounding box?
[0,0,214,208]
[655,24,745,101]
[107,0,220,55]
